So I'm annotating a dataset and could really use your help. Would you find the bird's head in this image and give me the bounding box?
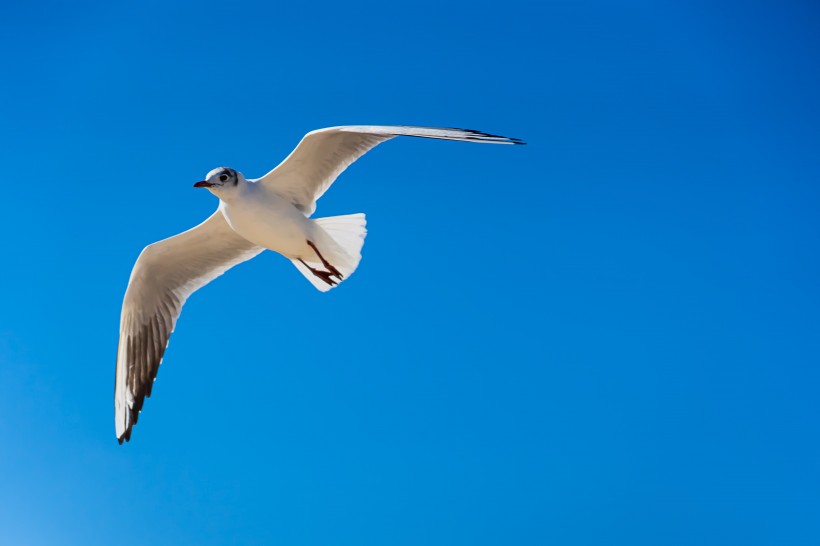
[193,167,244,196]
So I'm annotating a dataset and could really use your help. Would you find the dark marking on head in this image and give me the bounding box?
[219,167,238,186]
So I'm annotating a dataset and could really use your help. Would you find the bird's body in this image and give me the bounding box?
[219,180,315,260]
[114,125,524,443]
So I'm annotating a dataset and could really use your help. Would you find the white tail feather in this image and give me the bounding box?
[291,213,367,291]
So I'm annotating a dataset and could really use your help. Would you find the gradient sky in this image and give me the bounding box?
[1,1,819,545]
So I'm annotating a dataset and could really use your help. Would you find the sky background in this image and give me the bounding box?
[1,1,819,544]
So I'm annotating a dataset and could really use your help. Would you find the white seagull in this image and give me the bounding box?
[114,125,524,443]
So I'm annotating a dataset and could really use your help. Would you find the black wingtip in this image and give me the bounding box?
[118,426,133,445]
[452,127,526,145]
[502,135,526,145]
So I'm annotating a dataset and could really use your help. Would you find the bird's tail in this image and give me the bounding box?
[291,213,367,292]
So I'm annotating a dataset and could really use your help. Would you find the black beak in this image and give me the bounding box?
[193,180,212,188]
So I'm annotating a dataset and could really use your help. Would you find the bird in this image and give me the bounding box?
[114,125,525,443]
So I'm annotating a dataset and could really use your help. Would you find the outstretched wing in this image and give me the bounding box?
[254,126,524,215]
[115,210,263,444]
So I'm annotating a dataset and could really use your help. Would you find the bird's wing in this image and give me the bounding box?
[254,126,524,215]
[114,209,263,444]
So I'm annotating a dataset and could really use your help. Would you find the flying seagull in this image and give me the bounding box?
[114,125,524,443]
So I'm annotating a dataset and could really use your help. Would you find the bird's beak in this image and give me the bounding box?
[193,181,212,188]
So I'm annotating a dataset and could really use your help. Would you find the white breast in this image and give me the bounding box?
[219,183,314,259]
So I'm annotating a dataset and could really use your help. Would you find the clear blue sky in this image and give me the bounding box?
[1,1,818,544]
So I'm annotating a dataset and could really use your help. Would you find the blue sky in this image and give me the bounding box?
[1,0,819,544]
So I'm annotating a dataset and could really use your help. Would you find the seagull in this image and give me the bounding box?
[114,125,524,443]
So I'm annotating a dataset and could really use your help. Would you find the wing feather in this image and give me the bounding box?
[254,125,524,215]
[114,210,263,444]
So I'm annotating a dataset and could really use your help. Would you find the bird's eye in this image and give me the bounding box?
[219,174,228,182]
